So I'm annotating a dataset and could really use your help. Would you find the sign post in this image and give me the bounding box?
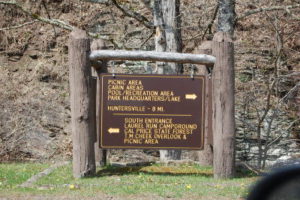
[100,74,206,149]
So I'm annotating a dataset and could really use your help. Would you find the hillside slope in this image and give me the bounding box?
[0,0,299,167]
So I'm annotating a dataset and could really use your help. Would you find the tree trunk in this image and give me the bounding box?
[212,32,235,178]
[69,29,96,178]
[193,41,213,166]
[154,0,183,161]
[217,0,235,35]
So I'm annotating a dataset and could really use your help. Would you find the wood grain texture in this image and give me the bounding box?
[212,32,235,178]
[89,50,216,65]
[69,29,96,178]
[194,41,213,166]
[91,39,108,166]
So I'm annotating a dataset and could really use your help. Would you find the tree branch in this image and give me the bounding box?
[141,0,152,11]
[0,1,72,31]
[41,0,57,37]
[285,7,300,20]
[82,0,154,30]
[0,20,38,31]
[111,0,153,29]
[279,82,300,103]
[0,1,119,45]
[139,29,155,48]
[82,0,109,4]
[201,4,219,40]
[237,4,300,21]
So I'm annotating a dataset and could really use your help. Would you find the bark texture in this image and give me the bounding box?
[213,0,236,178]
[91,39,108,166]
[154,0,182,161]
[154,0,183,74]
[193,41,213,166]
[217,0,236,35]
[89,50,216,65]
[212,32,235,178]
[69,29,96,178]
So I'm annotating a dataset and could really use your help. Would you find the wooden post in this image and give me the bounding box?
[91,39,108,166]
[193,41,213,166]
[69,29,96,178]
[89,41,98,163]
[212,32,235,178]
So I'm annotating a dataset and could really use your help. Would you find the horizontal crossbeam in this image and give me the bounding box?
[90,50,215,65]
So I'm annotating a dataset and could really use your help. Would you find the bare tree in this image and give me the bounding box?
[153,0,183,161]
[1,0,299,169]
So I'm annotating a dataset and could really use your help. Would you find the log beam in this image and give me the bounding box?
[90,50,216,65]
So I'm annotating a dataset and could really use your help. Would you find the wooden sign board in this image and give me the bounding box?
[100,74,206,149]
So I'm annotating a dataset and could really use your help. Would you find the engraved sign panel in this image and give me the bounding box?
[100,74,206,149]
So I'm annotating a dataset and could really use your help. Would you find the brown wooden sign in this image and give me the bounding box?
[99,74,206,149]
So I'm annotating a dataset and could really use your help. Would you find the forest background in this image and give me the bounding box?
[0,0,299,171]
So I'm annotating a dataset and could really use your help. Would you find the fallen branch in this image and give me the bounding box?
[0,1,71,30]
[279,82,300,103]
[82,0,109,4]
[139,29,155,48]
[19,161,70,188]
[240,162,262,176]
[141,0,152,12]
[0,20,38,31]
[280,72,300,78]
[111,0,153,29]
[41,0,57,36]
[82,0,153,30]
[237,4,300,21]
[201,4,219,40]
[0,1,118,45]
[285,7,300,20]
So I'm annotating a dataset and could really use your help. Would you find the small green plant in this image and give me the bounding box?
[0,162,256,199]
[239,73,252,83]
[0,162,49,189]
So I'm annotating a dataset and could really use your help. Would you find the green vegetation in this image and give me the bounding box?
[0,162,257,199]
[0,162,49,188]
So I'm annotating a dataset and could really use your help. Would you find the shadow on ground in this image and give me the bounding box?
[94,162,257,179]
[95,162,213,177]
